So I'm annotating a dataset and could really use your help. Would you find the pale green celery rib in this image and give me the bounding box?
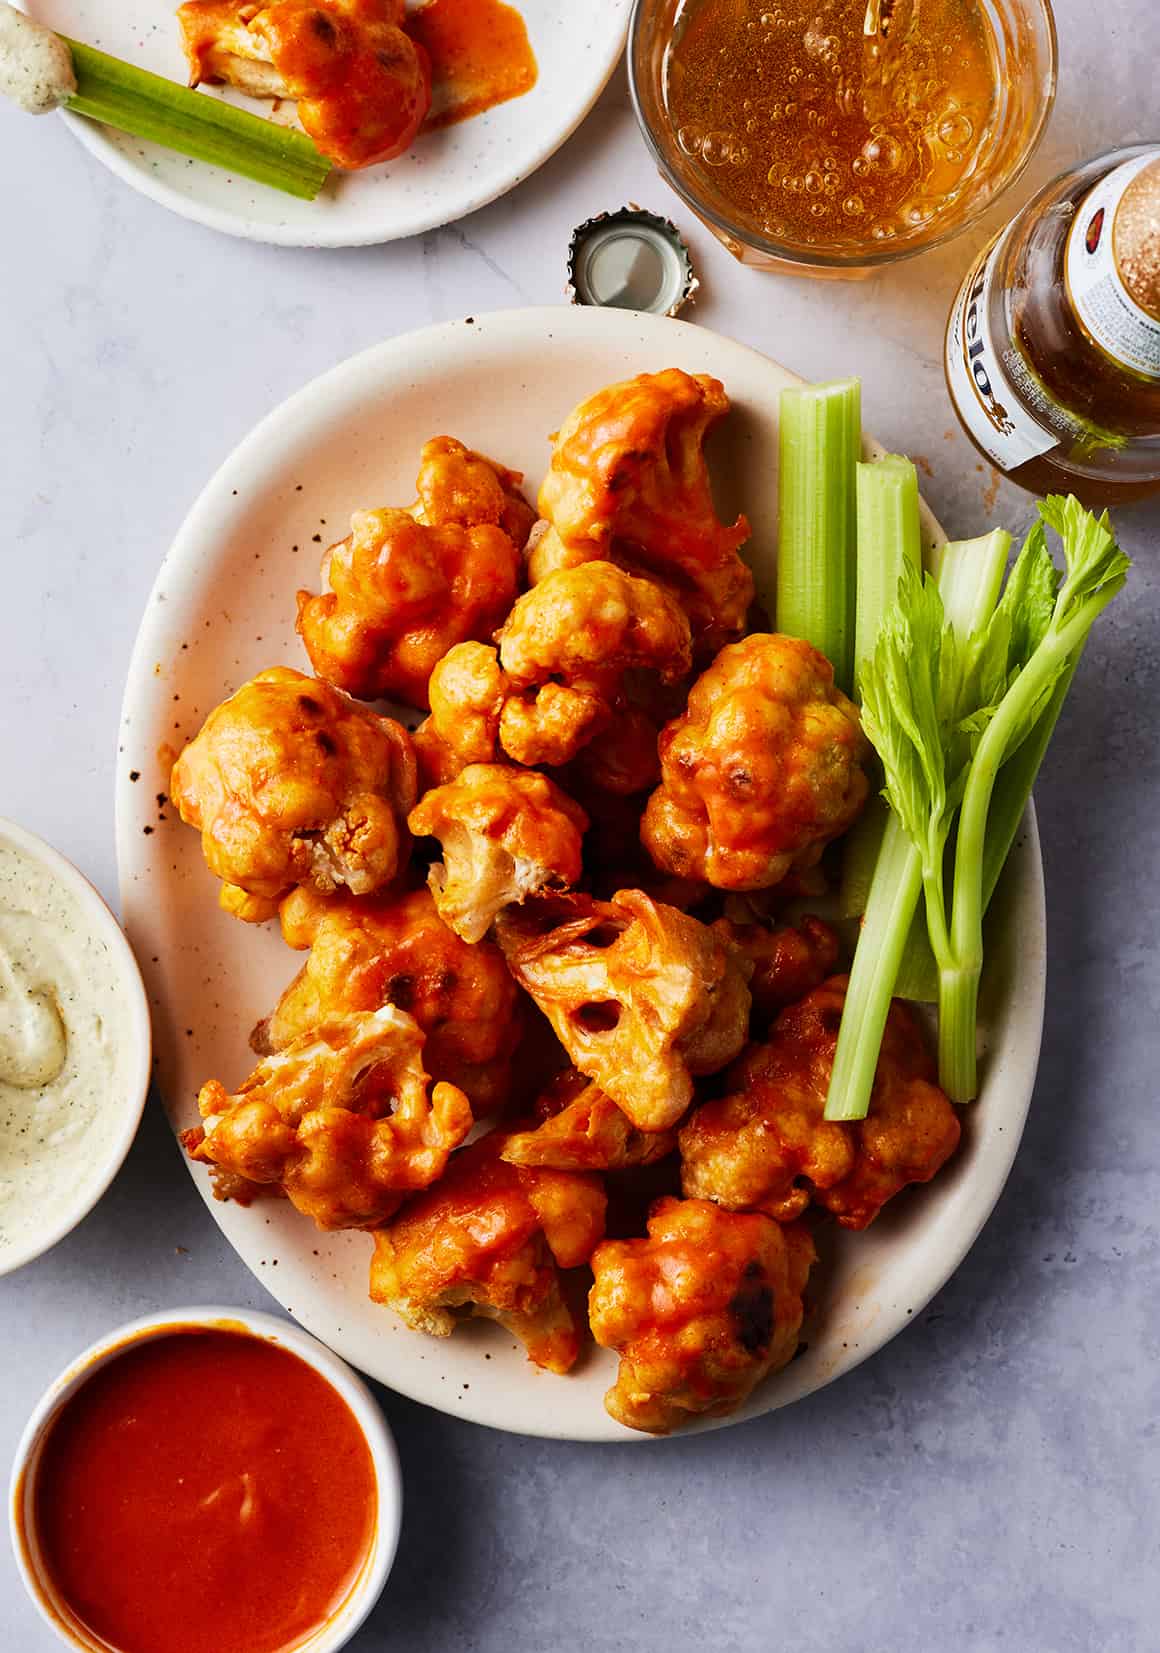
[823,529,1011,1122]
[64,39,331,200]
[937,588,1116,1102]
[839,527,1010,925]
[776,379,860,694]
[824,813,923,1122]
[935,528,1012,636]
[838,452,922,919]
[936,963,979,1105]
[853,453,921,698]
[893,653,1078,1003]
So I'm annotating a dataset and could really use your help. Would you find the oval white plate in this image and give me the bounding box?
[22,0,628,245]
[116,307,1045,1441]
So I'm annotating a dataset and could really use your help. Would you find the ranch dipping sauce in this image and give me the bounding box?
[0,6,76,115]
[0,828,146,1266]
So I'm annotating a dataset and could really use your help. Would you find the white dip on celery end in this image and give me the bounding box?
[0,837,138,1260]
[0,6,76,114]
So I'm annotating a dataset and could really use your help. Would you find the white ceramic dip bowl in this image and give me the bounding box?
[0,817,151,1276]
[10,1305,404,1653]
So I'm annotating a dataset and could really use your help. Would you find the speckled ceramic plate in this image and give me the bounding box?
[19,0,628,245]
[116,307,1046,1441]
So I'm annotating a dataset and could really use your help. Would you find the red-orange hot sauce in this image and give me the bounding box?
[29,1327,378,1653]
[410,0,537,131]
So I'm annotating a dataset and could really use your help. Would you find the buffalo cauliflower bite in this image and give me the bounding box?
[176,0,431,168]
[679,976,962,1229]
[184,1005,472,1230]
[496,890,751,1133]
[253,884,521,1113]
[412,640,507,788]
[170,667,417,923]
[411,436,536,547]
[642,633,869,891]
[502,1069,678,1172]
[413,567,690,777]
[713,914,841,1025]
[408,764,588,944]
[588,1196,815,1433]
[296,506,520,709]
[495,561,692,768]
[532,369,753,655]
[369,1131,606,1372]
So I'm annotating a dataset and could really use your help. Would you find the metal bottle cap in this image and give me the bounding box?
[567,206,698,317]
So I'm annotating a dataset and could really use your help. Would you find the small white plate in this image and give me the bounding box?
[116,306,1046,1440]
[21,0,628,245]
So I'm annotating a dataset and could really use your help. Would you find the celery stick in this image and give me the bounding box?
[981,657,1079,909]
[853,454,921,696]
[931,529,1011,639]
[824,529,1010,1122]
[838,453,922,919]
[939,526,1123,1100]
[892,657,1077,1002]
[777,379,860,693]
[64,39,331,200]
[826,811,923,1121]
[889,860,945,1002]
[846,499,1125,1106]
[839,528,1010,924]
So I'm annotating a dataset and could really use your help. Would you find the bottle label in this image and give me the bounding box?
[945,228,1058,470]
[1065,152,1160,379]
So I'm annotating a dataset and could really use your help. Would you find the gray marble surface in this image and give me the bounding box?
[2,3,1159,1646]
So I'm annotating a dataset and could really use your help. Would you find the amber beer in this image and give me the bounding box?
[946,144,1160,504]
[633,0,1056,272]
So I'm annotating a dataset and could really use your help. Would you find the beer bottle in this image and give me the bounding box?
[945,145,1160,505]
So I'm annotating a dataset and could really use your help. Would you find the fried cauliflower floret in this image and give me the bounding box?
[642,634,869,891]
[369,1131,606,1372]
[498,562,691,697]
[253,884,521,1113]
[501,1070,678,1172]
[496,562,692,767]
[411,436,536,547]
[176,0,431,169]
[533,369,753,655]
[170,667,417,923]
[296,506,521,710]
[185,1005,472,1230]
[412,640,507,788]
[496,890,751,1133]
[588,1197,815,1433]
[413,567,690,778]
[713,915,841,1025]
[679,977,962,1230]
[408,764,588,944]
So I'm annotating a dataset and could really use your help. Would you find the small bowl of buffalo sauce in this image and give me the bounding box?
[10,1308,402,1653]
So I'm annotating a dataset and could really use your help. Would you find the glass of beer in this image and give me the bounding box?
[628,0,1057,276]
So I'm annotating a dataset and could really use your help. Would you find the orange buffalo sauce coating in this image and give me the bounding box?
[410,0,537,131]
[30,1328,377,1653]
